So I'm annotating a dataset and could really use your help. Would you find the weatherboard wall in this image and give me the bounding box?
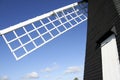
[84,0,120,80]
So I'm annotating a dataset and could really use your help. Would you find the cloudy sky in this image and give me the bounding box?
[0,0,87,80]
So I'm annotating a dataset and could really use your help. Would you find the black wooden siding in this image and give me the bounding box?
[84,0,120,80]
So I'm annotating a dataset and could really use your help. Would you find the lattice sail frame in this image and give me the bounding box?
[0,2,87,60]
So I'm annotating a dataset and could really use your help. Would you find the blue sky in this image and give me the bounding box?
[0,0,87,80]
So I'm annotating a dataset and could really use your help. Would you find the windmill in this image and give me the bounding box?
[0,1,88,60]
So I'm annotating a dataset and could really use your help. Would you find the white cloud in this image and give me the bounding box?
[65,66,81,74]
[43,67,53,72]
[41,63,59,73]
[0,76,9,80]
[23,72,39,79]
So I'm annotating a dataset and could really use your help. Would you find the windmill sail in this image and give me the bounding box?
[0,2,87,60]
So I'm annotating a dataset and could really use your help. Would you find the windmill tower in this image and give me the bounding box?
[84,0,120,80]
